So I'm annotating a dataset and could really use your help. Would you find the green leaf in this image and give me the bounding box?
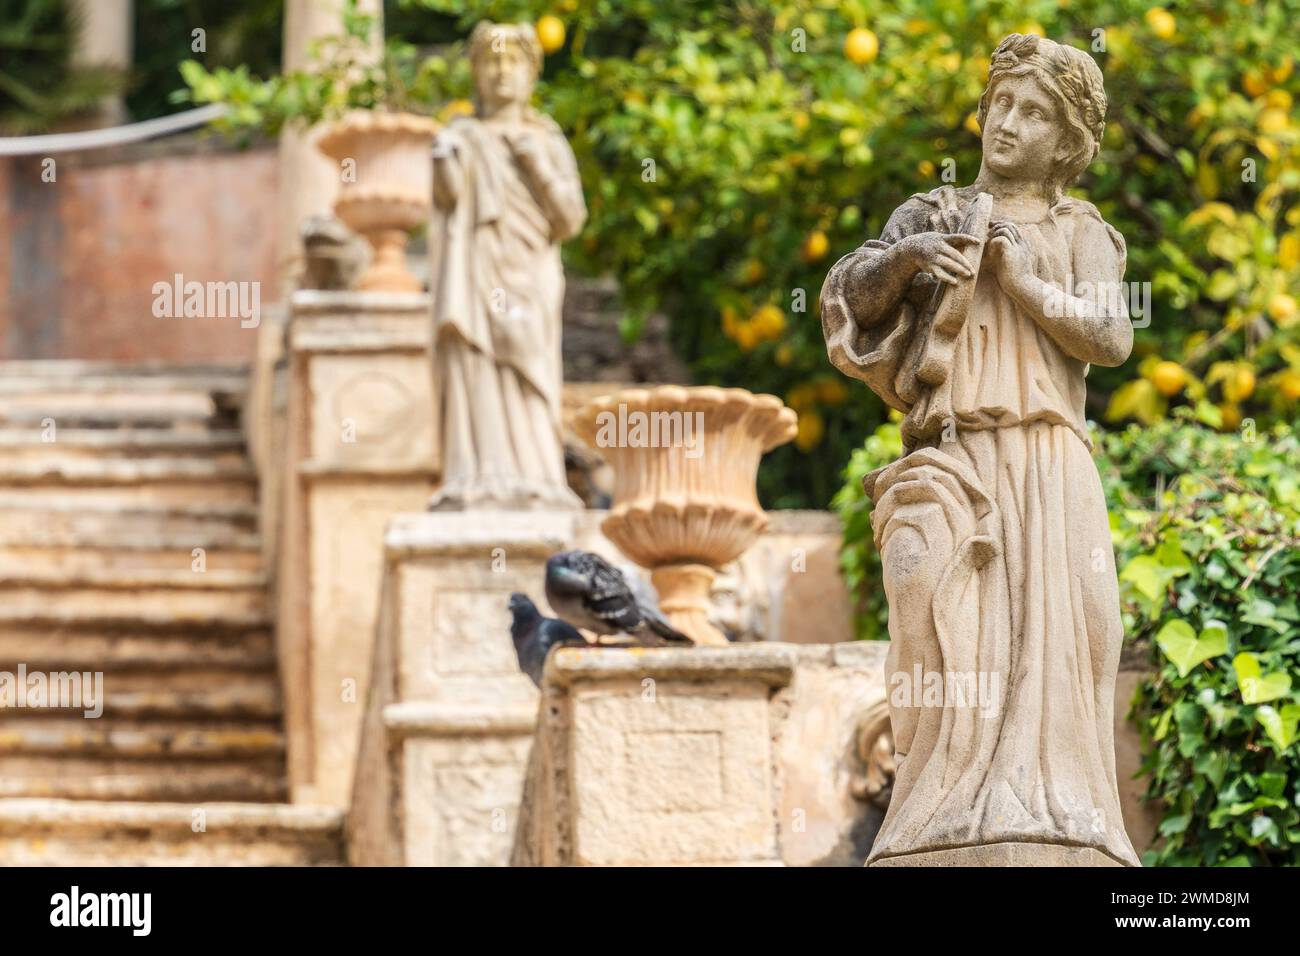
[1256,704,1300,750]
[1157,619,1228,678]
[1233,652,1292,704]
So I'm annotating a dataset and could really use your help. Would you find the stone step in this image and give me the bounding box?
[0,762,287,803]
[0,458,256,507]
[0,428,248,462]
[0,799,343,866]
[0,625,274,672]
[0,604,269,633]
[0,719,284,760]
[0,543,262,574]
[0,669,280,720]
[0,570,268,619]
[0,360,249,383]
[0,498,259,539]
[0,392,230,427]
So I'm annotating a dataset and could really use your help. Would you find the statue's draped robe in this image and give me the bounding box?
[428,111,585,509]
[823,185,1140,865]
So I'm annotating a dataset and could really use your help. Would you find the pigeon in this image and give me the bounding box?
[544,550,693,645]
[508,592,588,687]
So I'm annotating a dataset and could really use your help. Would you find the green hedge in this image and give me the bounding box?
[834,412,1300,866]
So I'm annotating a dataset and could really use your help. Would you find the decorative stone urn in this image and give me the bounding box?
[577,385,797,645]
[316,111,439,292]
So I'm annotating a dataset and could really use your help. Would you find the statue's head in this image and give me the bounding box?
[468,21,543,115]
[976,34,1107,196]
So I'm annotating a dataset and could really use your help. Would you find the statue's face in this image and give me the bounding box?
[476,43,535,113]
[981,73,1071,182]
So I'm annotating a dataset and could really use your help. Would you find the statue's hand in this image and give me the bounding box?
[506,129,547,172]
[987,221,1036,296]
[895,232,982,287]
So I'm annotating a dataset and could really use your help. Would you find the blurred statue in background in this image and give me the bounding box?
[428,21,586,510]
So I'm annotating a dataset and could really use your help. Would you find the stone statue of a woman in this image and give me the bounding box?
[428,21,586,510]
[820,34,1141,866]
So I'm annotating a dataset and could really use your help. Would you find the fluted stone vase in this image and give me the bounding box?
[577,385,797,645]
[316,111,439,292]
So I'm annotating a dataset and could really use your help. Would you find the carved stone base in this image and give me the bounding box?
[868,842,1127,867]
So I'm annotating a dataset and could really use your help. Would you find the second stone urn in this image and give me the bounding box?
[577,385,797,645]
[316,111,439,292]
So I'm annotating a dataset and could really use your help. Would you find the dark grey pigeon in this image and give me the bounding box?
[508,592,587,687]
[544,550,693,646]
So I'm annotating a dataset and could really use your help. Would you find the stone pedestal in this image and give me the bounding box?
[346,510,577,865]
[278,290,438,805]
[512,642,895,867]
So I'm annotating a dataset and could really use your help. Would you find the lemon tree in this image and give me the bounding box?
[384,0,1300,504]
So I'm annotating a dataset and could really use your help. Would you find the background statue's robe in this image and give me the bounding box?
[428,109,586,509]
[823,184,1141,866]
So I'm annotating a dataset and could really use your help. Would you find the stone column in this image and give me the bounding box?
[276,0,383,291]
[278,290,438,805]
[71,0,133,127]
[347,511,577,865]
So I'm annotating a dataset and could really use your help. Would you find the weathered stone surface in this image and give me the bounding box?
[820,34,1139,866]
[276,290,438,805]
[347,510,578,866]
[0,799,343,866]
[428,23,585,512]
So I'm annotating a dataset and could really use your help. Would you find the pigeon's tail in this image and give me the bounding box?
[637,604,694,645]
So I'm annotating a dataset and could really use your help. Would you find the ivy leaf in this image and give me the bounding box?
[1256,704,1300,751]
[1157,619,1228,678]
[1233,652,1293,703]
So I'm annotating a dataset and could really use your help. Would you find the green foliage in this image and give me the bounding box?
[835,411,1300,865]
[392,0,1300,506]
[130,0,284,122]
[1100,413,1300,866]
[174,0,449,138]
[0,0,122,134]
[829,416,901,640]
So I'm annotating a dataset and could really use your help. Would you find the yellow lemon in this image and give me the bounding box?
[741,259,765,286]
[792,111,810,133]
[734,322,758,353]
[439,99,474,122]
[1258,108,1288,134]
[1268,292,1297,324]
[1144,7,1176,39]
[795,410,825,452]
[1243,71,1270,98]
[1218,402,1242,431]
[1266,89,1293,111]
[752,304,786,340]
[801,230,830,263]
[1224,366,1256,402]
[917,159,935,177]
[786,383,817,411]
[964,112,982,136]
[1280,235,1300,270]
[815,378,849,406]
[1151,361,1187,397]
[775,344,794,367]
[844,28,879,65]
[1269,57,1294,84]
[1279,369,1300,402]
[536,15,566,54]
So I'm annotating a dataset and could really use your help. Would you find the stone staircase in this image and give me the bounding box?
[0,362,343,865]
